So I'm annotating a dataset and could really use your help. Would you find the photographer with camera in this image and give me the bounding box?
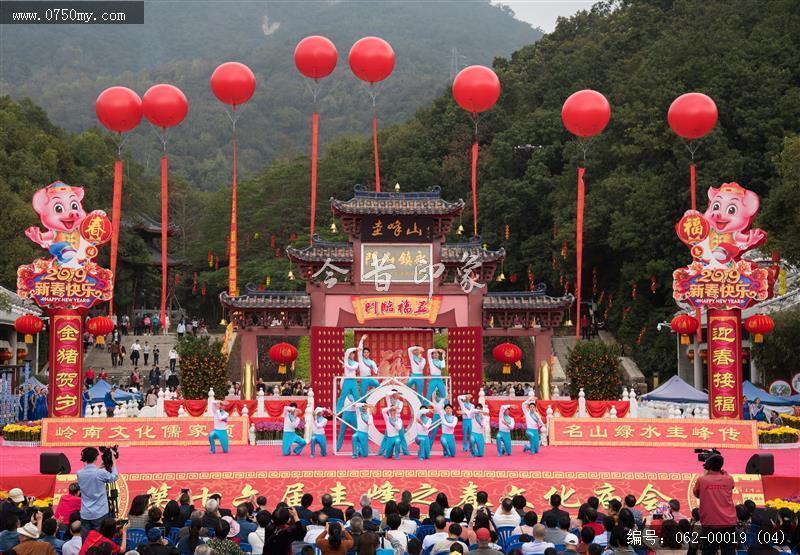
[77,447,119,532]
[692,451,737,555]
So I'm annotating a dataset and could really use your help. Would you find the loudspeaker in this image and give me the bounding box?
[40,452,71,475]
[745,453,774,475]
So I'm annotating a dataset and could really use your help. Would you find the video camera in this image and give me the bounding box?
[99,445,119,473]
[694,447,721,463]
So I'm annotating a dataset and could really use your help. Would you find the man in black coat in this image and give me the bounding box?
[316,494,344,521]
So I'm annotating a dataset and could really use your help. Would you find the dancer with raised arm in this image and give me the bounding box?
[522,398,544,455]
[436,402,458,457]
[282,403,307,456]
[457,393,475,454]
[336,392,358,452]
[496,404,514,456]
[353,403,373,458]
[337,347,360,411]
[414,406,433,460]
[310,407,329,458]
[466,403,488,457]
[428,389,445,446]
[377,389,410,456]
[382,404,403,459]
[357,334,380,396]
[208,401,229,454]
[426,348,446,400]
[407,345,426,396]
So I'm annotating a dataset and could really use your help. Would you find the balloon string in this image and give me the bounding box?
[685,139,698,160]
[304,79,322,104]
[152,127,169,153]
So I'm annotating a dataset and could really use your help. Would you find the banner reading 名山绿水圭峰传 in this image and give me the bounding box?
[41,417,249,447]
[548,418,757,448]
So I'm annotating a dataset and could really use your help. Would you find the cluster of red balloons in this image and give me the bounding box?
[292,34,397,85]
[95,84,188,133]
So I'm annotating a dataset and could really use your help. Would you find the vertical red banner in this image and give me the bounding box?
[49,309,84,418]
[471,141,479,237]
[108,159,123,315]
[228,137,238,296]
[309,112,319,243]
[575,167,585,339]
[372,113,381,191]
[160,155,168,325]
[707,309,742,419]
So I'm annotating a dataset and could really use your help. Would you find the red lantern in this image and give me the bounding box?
[269,342,298,374]
[744,314,774,343]
[294,36,338,80]
[671,314,699,345]
[0,350,12,364]
[211,62,256,107]
[561,90,611,137]
[349,36,395,83]
[492,342,522,375]
[15,314,44,343]
[142,84,188,129]
[86,316,114,337]
[668,93,718,140]
[452,65,501,114]
[95,86,143,133]
[16,348,27,361]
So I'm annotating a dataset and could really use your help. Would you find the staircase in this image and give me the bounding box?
[83,333,181,386]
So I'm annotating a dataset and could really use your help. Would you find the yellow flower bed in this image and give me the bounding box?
[782,414,800,429]
[2,423,42,442]
[766,498,800,512]
[758,425,800,444]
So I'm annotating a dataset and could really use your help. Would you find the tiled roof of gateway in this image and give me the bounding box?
[286,237,353,263]
[483,290,575,310]
[331,185,464,216]
[440,240,504,264]
[220,289,311,309]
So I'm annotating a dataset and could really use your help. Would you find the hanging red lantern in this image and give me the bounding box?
[200,284,207,296]
[16,348,28,361]
[509,273,518,284]
[0,350,12,364]
[86,316,114,337]
[700,348,708,362]
[492,342,522,375]
[631,283,638,300]
[742,347,750,361]
[15,314,44,343]
[744,314,774,343]
[208,250,214,268]
[592,268,598,296]
[671,314,699,345]
[561,240,568,258]
[290,232,298,242]
[270,234,276,249]
[174,273,180,286]
[269,342,298,374]
[192,272,198,294]
[650,276,657,294]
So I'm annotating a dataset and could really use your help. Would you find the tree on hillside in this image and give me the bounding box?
[566,340,623,400]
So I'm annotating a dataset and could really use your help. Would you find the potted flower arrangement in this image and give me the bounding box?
[2,422,42,446]
[766,497,800,513]
[489,419,529,442]
[254,420,304,445]
[757,423,800,447]
[781,414,800,430]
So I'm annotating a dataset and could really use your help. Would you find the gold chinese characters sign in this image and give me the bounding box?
[548,418,758,449]
[51,470,764,519]
[41,417,249,447]
[351,295,442,324]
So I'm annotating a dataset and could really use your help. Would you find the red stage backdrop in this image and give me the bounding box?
[50,471,765,518]
[354,329,433,377]
[448,327,483,400]
[311,326,345,410]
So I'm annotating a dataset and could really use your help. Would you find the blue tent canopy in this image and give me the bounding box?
[83,379,141,402]
[743,381,798,406]
[641,375,708,403]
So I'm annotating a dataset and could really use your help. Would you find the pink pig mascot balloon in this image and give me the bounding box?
[679,182,766,268]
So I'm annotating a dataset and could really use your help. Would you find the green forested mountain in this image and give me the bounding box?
[0,0,540,189]
[3,0,800,379]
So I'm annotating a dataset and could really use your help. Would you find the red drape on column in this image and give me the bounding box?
[160,155,168,325]
[448,327,483,400]
[353,330,433,376]
[471,141,479,237]
[311,327,345,410]
[689,163,697,211]
[228,134,238,296]
[575,167,586,338]
[372,112,381,191]
[309,112,319,243]
[108,159,123,315]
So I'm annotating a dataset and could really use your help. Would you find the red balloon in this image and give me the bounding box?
[452,65,501,114]
[294,36,338,80]
[95,86,142,133]
[210,62,256,106]
[142,84,188,128]
[668,93,718,140]
[348,36,395,83]
[562,90,611,137]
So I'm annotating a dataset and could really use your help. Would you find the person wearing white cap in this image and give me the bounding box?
[414,407,433,460]
[310,407,329,458]
[13,513,54,555]
[407,345,426,396]
[562,532,580,553]
[0,487,27,530]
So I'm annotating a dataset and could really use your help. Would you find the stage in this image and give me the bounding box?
[3,443,798,512]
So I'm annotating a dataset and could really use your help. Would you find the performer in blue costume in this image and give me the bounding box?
[522,398,544,455]
[414,407,433,460]
[17,385,32,421]
[436,403,458,457]
[281,404,307,456]
[353,402,373,458]
[428,389,447,445]
[208,401,229,454]
[496,404,514,456]
[337,347,361,411]
[465,403,488,457]
[310,407,329,458]
[377,389,410,456]
[35,386,49,419]
[426,348,447,400]
[457,393,475,453]
[336,392,358,451]
[407,346,426,397]
[382,405,403,459]
[357,335,380,396]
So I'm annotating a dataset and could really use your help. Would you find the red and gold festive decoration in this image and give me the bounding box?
[15,314,43,343]
[85,316,114,339]
[0,350,12,364]
[492,341,522,374]
[268,342,298,374]
[671,314,699,345]
[49,310,84,417]
[707,310,742,418]
[351,295,442,324]
[744,314,774,343]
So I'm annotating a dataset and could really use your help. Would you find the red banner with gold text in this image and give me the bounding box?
[548,418,757,448]
[41,417,249,447]
[708,309,743,419]
[49,310,84,417]
[52,471,764,518]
